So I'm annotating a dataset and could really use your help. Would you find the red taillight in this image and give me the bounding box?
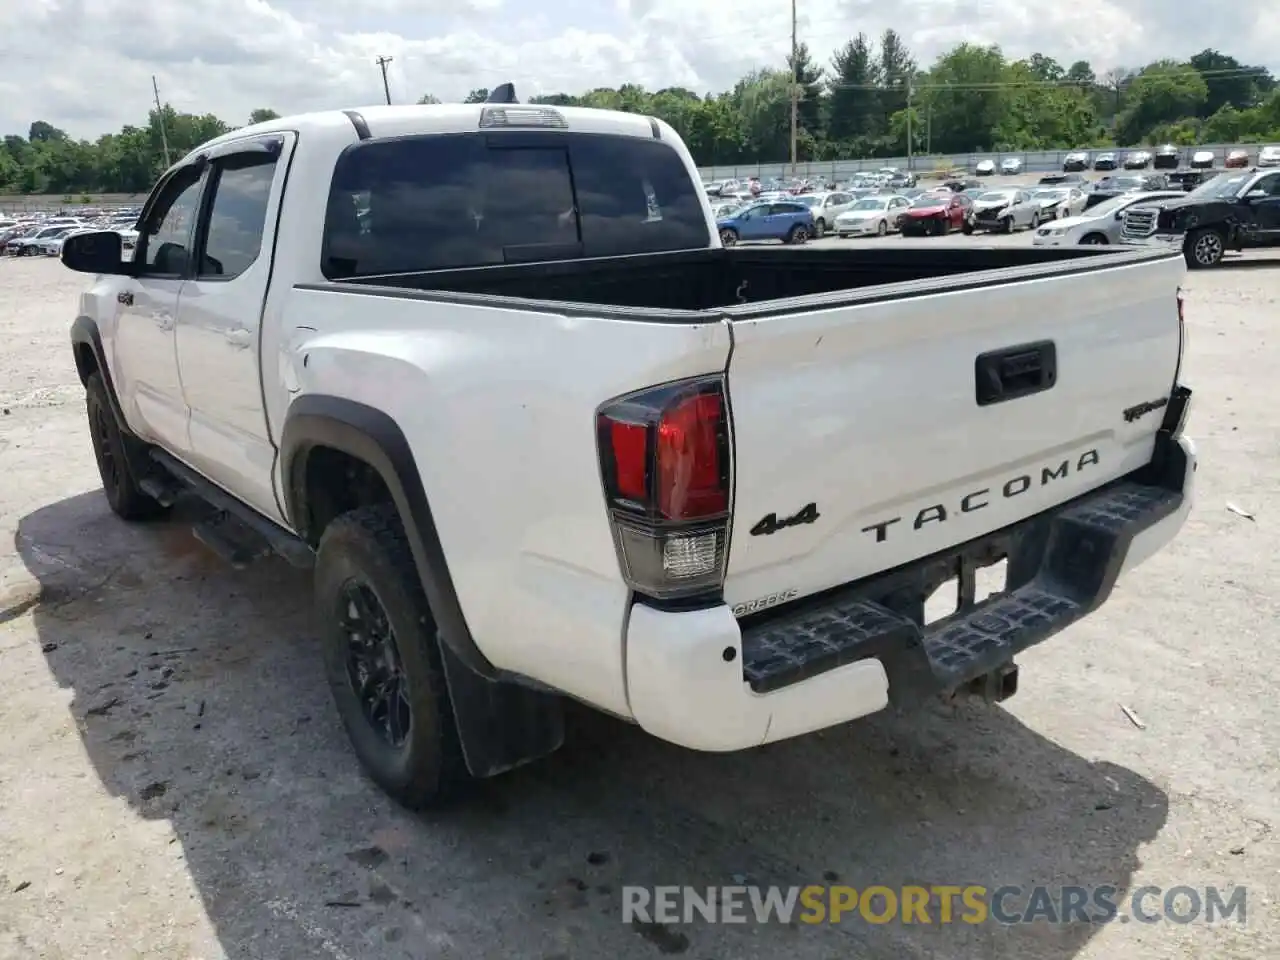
[597,377,732,601]
[656,392,727,520]
[610,420,649,502]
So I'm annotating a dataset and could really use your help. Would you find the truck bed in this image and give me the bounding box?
[324,245,1146,318]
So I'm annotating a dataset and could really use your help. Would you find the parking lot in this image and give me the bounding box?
[1,244,1277,960]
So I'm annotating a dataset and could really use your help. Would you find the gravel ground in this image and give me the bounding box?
[0,243,1277,960]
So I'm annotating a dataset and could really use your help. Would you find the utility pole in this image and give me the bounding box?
[375,56,394,105]
[905,82,913,171]
[926,102,932,155]
[789,0,798,176]
[151,75,172,168]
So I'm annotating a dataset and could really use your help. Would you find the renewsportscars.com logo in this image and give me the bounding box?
[622,884,1248,926]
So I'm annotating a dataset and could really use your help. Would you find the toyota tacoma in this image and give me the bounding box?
[60,86,1196,809]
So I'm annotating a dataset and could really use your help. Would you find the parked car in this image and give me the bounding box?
[974,159,995,176]
[888,171,917,188]
[793,191,859,238]
[1166,168,1219,192]
[6,224,76,256]
[833,195,911,237]
[56,93,1195,810]
[898,191,973,235]
[1037,172,1086,187]
[999,157,1023,175]
[716,200,813,245]
[1123,150,1152,170]
[1258,145,1280,168]
[1153,145,1180,170]
[1093,152,1118,171]
[1225,149,1250,169]
[1030,187,1088,221]
[1121,168,1280,268]
[1189,150,1216,169]
[1063,150,1090,171]
[1083,174,1169,209]
[968,189,1041,233]
[1033,190,1186,246]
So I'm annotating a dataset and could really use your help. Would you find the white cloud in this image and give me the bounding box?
[2,0,1277,139]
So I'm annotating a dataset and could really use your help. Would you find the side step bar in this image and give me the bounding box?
[148,449,315,569]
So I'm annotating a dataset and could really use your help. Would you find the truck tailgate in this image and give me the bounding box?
[721,252,1185,608]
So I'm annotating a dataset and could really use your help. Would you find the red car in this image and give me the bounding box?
[1224,148,1250,169]
[898,192,973,236]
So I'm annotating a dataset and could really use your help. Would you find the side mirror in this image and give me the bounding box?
[61,231,133,276]
[1243,189,1267,201]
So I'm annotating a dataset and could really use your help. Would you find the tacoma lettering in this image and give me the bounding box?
[861,450,1100,543]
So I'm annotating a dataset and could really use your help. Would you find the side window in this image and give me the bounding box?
[197,152,278,279]
[139,169,205,276]
[1255,174,1280,197]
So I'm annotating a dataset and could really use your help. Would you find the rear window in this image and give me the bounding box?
[322,132,710,278]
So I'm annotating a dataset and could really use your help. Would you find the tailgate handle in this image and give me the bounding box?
[975,340,1056,406]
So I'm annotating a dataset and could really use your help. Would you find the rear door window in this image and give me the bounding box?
[322,131,710,277]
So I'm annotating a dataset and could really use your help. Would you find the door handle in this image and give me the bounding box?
[117,291,134,306]
[975,340,1057,406]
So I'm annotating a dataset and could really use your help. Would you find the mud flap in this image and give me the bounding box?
[438,639,566,779]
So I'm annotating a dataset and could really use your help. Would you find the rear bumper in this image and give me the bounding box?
[624,402,1195,753]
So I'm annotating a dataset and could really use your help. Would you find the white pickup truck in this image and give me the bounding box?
[61,88,1196,809]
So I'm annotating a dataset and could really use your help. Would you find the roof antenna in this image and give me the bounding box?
[486,83,518,104]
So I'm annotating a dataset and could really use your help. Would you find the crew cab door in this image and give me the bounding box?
[113,163,206,453]
[174,133,294,522]
[1245,171,1280,238]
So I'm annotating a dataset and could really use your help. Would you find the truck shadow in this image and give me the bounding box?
[15,490,1168,960]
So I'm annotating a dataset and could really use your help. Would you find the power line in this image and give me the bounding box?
[375,55,394,105]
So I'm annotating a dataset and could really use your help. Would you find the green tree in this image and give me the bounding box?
[416,93,441,104]
[249,108,280,124]
[1189,49,1268,117]
[463,88,490,104]
[1115,61,1209,144]
[828,34,881,144]
[785,42,826,143]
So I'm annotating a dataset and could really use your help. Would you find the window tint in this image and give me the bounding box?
[322,132,710,277]
[141,170,204,275]
[198,154,277,279]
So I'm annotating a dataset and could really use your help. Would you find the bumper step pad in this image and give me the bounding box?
[740,480,1182,699]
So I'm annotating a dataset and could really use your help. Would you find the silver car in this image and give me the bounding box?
[832,195,911,237]
[793,191,860,238]
[969,189,1041,233]
[1032,190,1186,246]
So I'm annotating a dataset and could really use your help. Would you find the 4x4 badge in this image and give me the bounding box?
[750,502,819,536]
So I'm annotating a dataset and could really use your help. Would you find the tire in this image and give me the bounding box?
[1029,212,1041,229]
[938,218,950,236]
[876,220,887,237]
[1002,217,1014,234]
[813,218,826,239]
[961,221,974,236]
[786,225,807,244]
[837,233,850,239]
[1080,233,1109,245]
[1186,228,1225,269]
[719,227,738,247]
[85,373,167,521]
[316,503,469,809]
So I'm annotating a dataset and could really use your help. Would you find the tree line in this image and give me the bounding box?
[4,40,1278,196]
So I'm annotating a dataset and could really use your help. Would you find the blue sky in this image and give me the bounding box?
[2,0,1277,139]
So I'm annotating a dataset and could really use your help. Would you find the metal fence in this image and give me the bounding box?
[696,143,1261,181]
[0,193,146,216]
